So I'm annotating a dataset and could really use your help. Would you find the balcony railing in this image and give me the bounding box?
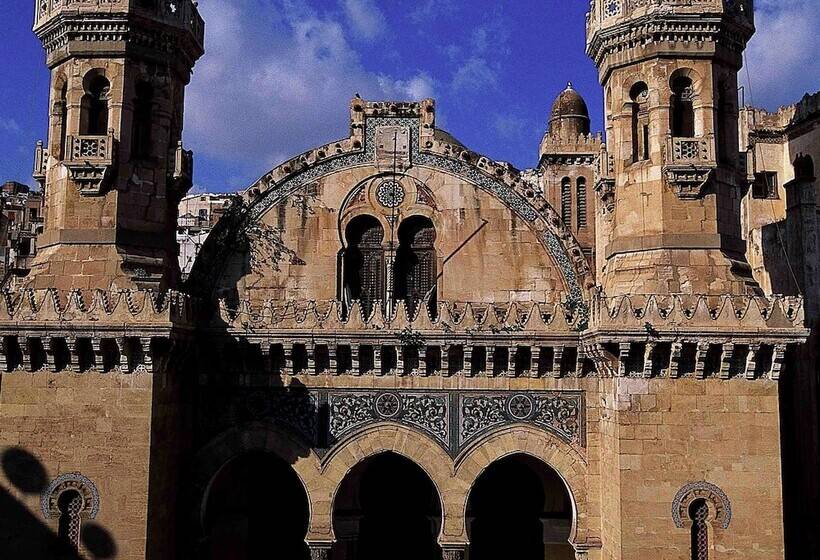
[665,135,714,165]
[63,133,117,196]
[663,135,716,199]
[67,134,114,163]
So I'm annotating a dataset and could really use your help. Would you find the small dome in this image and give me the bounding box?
[550,82,590,121]
[548,82,590,137]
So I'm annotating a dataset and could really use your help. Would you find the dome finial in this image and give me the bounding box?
[566,81,574,90]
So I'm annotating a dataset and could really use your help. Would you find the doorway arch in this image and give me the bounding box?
[332,452,443,560]
[201,451,310,560]
[466,454,574,560]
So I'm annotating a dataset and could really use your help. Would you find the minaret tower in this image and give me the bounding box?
[586,0,756,296]
[30,0,205,290]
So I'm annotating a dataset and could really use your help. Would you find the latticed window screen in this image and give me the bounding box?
[576,177,587,228]
[58,490,83,551]
[690,499,709,560]
[561,178,572,227]
[394,217,437,312]
[343,216,385,313]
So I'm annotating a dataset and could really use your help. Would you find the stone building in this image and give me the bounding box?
[177,193,232,279]
[0,1,818,560]
[0,181,44,281]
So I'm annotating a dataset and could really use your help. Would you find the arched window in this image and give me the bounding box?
[57,489,83,552]
[576,177,587,228]
[671,76,695,137]
[394,216,437,315]
[794,154,815,180]
[52,81,68,159]
[81,74,110,135]
[343,215,384,314]
[132,81,154,160]
[716,80,730,163]
[689,499,709,560]
[561,177,572,227]
[630,82,650,163]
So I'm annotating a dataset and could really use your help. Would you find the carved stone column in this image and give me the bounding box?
[306,342,316,375]
[463,346,473,377]
[350,345,360,376]
[139,336,153,373]
[441,344,451,377]
[373,345,383,376]
[553,345,565,378]
[282,342,294,376]
[308,542,332,560]
[116,337,130,373]
[530,346,541,377]
[42,337,58,372]
[441,544,467,560]
[327,344,338,375]
[506,347,516,377]
[395,345,404,376]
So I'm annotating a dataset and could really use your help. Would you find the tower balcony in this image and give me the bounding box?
[169,141,194,200]
[32,140,47,189]
[663,134,717,200]
[63,133,117,196]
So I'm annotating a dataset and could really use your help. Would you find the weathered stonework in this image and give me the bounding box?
[0,1,817,559]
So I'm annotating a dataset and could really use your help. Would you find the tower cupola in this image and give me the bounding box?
[549,82,591,138]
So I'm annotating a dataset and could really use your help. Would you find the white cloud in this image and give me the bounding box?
[409,0,459,24]
[184,0,437,190]
[451,58,498,93]
[0,118,21,134]
[493,114,528,141]
[341,0,386,41]
[742,0,820,110]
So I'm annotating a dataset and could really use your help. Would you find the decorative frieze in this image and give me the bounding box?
[460,392,583,447]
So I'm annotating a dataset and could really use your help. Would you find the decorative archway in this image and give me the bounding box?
[201,108,594,307]
[202,451,310,560]
[466,453,574,560]
[451,425,595,550]
[331,452,443,560]
[188,422,325,550]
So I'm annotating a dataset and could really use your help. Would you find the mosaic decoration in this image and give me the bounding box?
[459,392,583,447]
[41,472,100,520]
[376,179,405,208]
[328,391,449,447]
[247,114,585,301]
[672,481,732,530]
[243,389,318,445]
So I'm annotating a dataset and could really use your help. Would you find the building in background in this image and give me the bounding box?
[0,181,43,281]
[177,193,232,279]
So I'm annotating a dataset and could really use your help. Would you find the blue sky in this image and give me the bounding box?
[1,0,818,193]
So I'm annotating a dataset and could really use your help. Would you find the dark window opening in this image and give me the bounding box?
[794,154,815,180]
[689,499,709,560]
[394,216,437,317]
[492,346,509,376]
[752,172,778,199]
[57,489,83,552]
[337,345,352,375]
[292,344,308,375]
[538,347,555,376]
[315,345,330,374]
[561,178,572,227]
[359,345,374,375]
[81,74,110,136]
[671,76,695,137]
[471,346,487,376]
[343,216,385,317]
[576,177,587,229]
[630,82,650,163]
[380,345,397,375]
[514,346,531,376]
[424,346,441,376]
[448,345,464,375]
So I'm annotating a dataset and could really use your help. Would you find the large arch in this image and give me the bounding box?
[451,425,594,548]
[188,108,594,307]
[320,423,456,542]
[188,422,326,545]
[331,452,443,560]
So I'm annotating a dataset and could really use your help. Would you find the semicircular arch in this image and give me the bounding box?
[320,422,455,541]
[451,425,593,546]
[236,119,593,301]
